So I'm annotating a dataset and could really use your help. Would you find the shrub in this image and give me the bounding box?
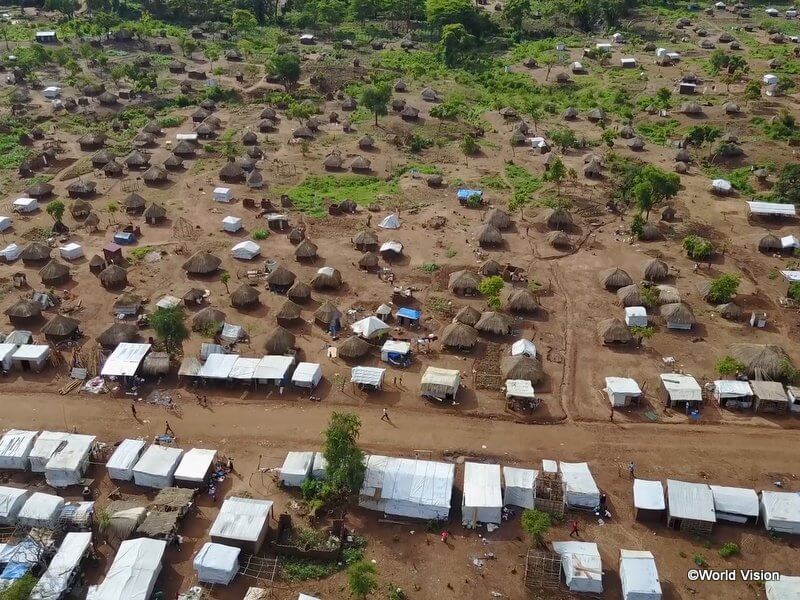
[719,542,740,558]
[251,228,269,240]
[707,273,740,303]
[716,356,745,376]
[420,263,440,273]
[465,194,483,208]
[683,235,714,260]
[521,509,551,546]
[788,282,800,302]
[478,275,504,299]
[348,561,378,599]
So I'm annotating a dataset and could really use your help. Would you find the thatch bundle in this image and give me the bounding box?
[660,302,696,326]
[598,318,632,344]
[42,314,80,339]
[616,284,643,307]
[353,229,379,251]
[729,344,791,380]
[453,306,481,327]
[643,258,669,281]
[538,208,573,230]
[276,299,303,323]
[230,284,260,308]
[99,264,128,288]
[485,208,511,230]
[192,307,225,332]
[182,252,221,275]
[475,311,512,335]
[4,299,42,321]
[295,239,318,260]
[287,281,312,303]
[314,301,341,326]
[599,267,633,290]
[98,322,138,347]
[759,233,782,252]
[39,260,70,285]
[507,289,539,313]
[546,230,571,248]
[500,355,544,384]
[440,322,478,349]
[448,270,481,295]
[311,267,342,290]
[480,259,502,276]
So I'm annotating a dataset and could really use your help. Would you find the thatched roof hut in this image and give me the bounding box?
[242,131,258,145]
[172,140,196,157]
[142,120,162,135]
[538,208,573,230]
[246,169,264,189]
[260,107,277,120]
[113,292,142,314]
[200,99,216,111]
[78,133,106,150]
[661,205,676,221]
[655,285,680,305]
[124,150,150,169]
[70,199,92,219]
[122,192,146,211]
[358,251,380,270]
[500,355,544,384]
[98,322,138,347]
[66,179,96,198]
[20,242,51,263]
[142,166,168,184]
[675,148,692,163]
[295,239,318,261]
[453,306,481,327]
[680,101,703,115]
[182,288,205,306]
[230,284,260,308]
[144,203,167,224]
[99,264,128,289]
[84,212,100,230]
[276,299,303,323]
[264,326,295,354]
[182,252,221,275]
[4,299,42,322]
[448,270,481,295]
[353,229,379,251]
[142,352,170,376]
[643,258,669,281]
[716,302,742,320]
[288,228,305,244]
[729,344,791,379]
[338,335,371,359]
[507,289,539,313]
[639,223,662,241]
[311,266,342,290]
[323,153,344,170]
[287,281,312,303]
[98,91,117,105]
[563,107,578,120]
[89,254,106,272]
[25,182,54,199]
[759,233,782,252]
[477,224,503,246]
[587,108,606,122]
[219,160,245,182]
[616,284,643,307]
[133,132,156,147]
[266,265,296,291]
[350,156,372,172]
[674,161,688,174]
[660,302,696,326]
[39,260,70,285]
[440,322,478,349]
[314,301,341,326]
[619,125,635,139]
[192,108,210,122]
[358,135,374,149]
[485,208,511,230]
[102,160,124,176]
[42,314,80,340]
[259,118,277,132]
[475,311,512,335]
[546,230,571,248]
[598,318,632,344]
[192,307,225,332]
[292,126,314,139]
[599,267,633,290]
[480,259,502,276]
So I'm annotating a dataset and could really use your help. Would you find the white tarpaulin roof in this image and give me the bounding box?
[351,366,385,386]
[0,486,28,524]
[560,462,600,509]
[155,295,180,310]
[511,339,536,357]
[503,466,537,509]
[782,270,800,283]
[280,452,314,486]
[229,357,261,381]
[29,532,92,600]
[782,235,800,249]
[766,575,800,600]
[198,353,239,379]
[210,497,273,543]
[379,241,403,254]
[292,362,322,386]
[351,316,391,339]
[667,480,715,523]
[506,379,534,398]
[87,538,166,600]
[552,541,603,594]
[101,343,151,377]
[45,434,95,487]
[381,340,410,354]
[132,445,183,489]
[254,355,294,381]
[761,491,800,534]
[175,448,217,483]
[711,178,731,192]
[713,380,753,398]
[0,430,38,470]
[709,485,759,521]
[660,374,702,402]
[605,377,641,396]
[107,439,146,481]
[748,201,796,217]
[18,492,64,528]
[231,241,260,259]
[12,345,50,361]
[463,462,502,526]
[193,542,240,585]
[379,213,399,229]
[620,549,662,600]
[633,479,665,511]
[29,431,69,472]
[421,367,460,391]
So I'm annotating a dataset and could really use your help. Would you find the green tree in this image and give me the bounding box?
[204,45,220,71]
[479,275,504,309]
[774,163,800,204]
[635,165,680,217]
[439,23,475,66]
[630,212,646,238]
[503,0,531,32]
[426,0,476,31]
[360,83,392,126]
[633,181,655,220]
[149,305,189,352]
[179,36,198,58]
[270,53,301,90]
[231,8,259,32]
[777,75,795,95]
[707,273,740,303]
[220,270,230,293]
[543,156,567,192]
[547,126,579,151]
[460,133,479,158]
[716,356,745,376]
[521,509,550,547]
[683,235,715,260]
[685,124,721,148]
[788,281,800,302]
[323,412,366,498]
[630,325,655,345]
[655,87,672,108]
[45,0,76,17]
[348,561,378,599]
[350,0,381,21]
[744,80,761,101]
[286,102,316,124]
[46,200,65,223]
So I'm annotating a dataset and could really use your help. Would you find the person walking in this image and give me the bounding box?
[628,461,635,478]
[165,421,174,437]
[227,457,235,474]
[131,403,137,419]
[381,408,390,422]
[569,520,580,538]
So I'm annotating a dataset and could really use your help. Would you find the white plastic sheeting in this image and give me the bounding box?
[0,344,15,371]
[667,480,716,523]
[766,575,800,600]
[379,213,399,229]
[633,480,665,511]
[18,493,64,528]
[462,462,503,527]
[351,316,391,339]
[101,343,151,377]
[132,445,183,489]
[175,449,217,485]
[193,542,240,585]
[709,485,759,523]
[86,538,166,600]
[510,339,536,357]
[210,497,273,551]
[505,380,534,399]
[0,487,28,524]
[660,374,702,404]
[298,595,321,600]
[605,377,642,407]
[359,455,455,520]
[502,467,536,509]
[620,549,662,600]
[106,439,147,481]
[29,431,69,473]
[280,452,314,487]
[761,491,800,535]
[45,434,96,488]
[198,353,239,380]
[29,531,92,600]
[254,355,294,384]
[560,462,601,509]
[420,367,461,399]
[231,241,261,260]
[552,541,603,594]
[292,362,322,388]
[748,201,796,217]
[0,430,38,470]
[228,358,260,381]
[351,366,385,387]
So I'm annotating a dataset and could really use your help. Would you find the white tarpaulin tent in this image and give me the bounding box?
[667,480,716,524]
[214,187,233,202]
[254,355,294,385]
[351,316,391,339]
[351,366,385,388]
[198,353,239,380]
[503,467,536,509]
[359,455,455,520]
[761,491,800,534]
[505,379,534,399]
[748,201,797,217]
[711,179,731,193]
[29,431,69,473]
[18,493,64,528]
[620,549,662,600]
[709,485,759,523]
[231,241,261,260]
[12,345,50,372]
[379,213,399,229]
[59,243,83,261]
[29,531,92,600]
[782,236,800,249]
[379,241,403,255]
[175,449,217,486]
[511,339,536,357]
[132,445,183,488]
[660,374,702,407]
[292,362,322,388]
[1,243,21,262]
[13,197,37,213]
[605,377,642,407]
[633,479,665,512]
[193,542,240,585]
[560,462,600,509]
[420,367,461,400]
[298,595,321,600]
[0,487,28,524]
[766,575,800,600]
[107,439,147,481]
[552,541,603,594]
[625,306,647,327]
[0,216,10,232]
[0,344,14,371]
[45,434,96,487]
[87,538,166,600]
[229,357,260,381]
[101,343,151,378]
[280,452,314,487]
[462,462,503,527]
[210,497,273,553]
[0,430,38,470]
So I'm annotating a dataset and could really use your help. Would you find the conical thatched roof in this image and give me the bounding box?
[4,299,42,320]
[598,318,632,344]
[85,212,100,227]
[507,289,539,313]
[172,140,196,156]
[276,299,303,322]
[103,160,124,176]
[66,179,96,195]
[295,239,318,260]
[716,302,742,320]
[192,307,225,331]
[584,159,602,178]
[246,169,264,189]
[485,208,511,230]
[314,300,341,325]
[144,203,167,221]
[21,241,51,262]
[759,233,782,252]
[480,259,502,276]
[183,288,205,303]
[675,148,692,163]
[42,314,79,338]
[358,135,374,149]
[25,182,54,199]
[113,292,142,311]
[338,335,371,359]
[627,137,645,150]
[599,267,633,290]
[661,206,676,221]
[358,251,379,269]
[219,161,245,182]
[619,125,635,139]
[539,208,573,230]
[230,284,260,308]
[264,326,295,354]
[192,108,210,121]
[501,355,544,383]
[643,258,669,281]
[133,132,156,146]
[259,118,277,132]
[287,281,312,303]
[453,306,481,327]
[680,101,703,114]
[142,120,162,134]
[267,265,296,288]
[124,150,149,168]
[293,126,314,139]
[323,153,344,169]
[656,285,680,305]
[350,156,372,172]
[89,254,105,269]
[475,311,512,335]
[242,131,258,145]
[288,228,305,244]
[39,259,70,284]
[639,223,662,241]
[200,99,216,111]
[99,264,128,288]
[353,229,378,249]
[122,192,146,209]
[616,284,642,307]
[143,166,168,183]
[729,344,790,380]
[311,266,342,289]
[182,252,221,274]
[477,224,503,246]
[440,322,478,349]
[660,302,696,325]
[546,230,571,248]
[563,107,578,119]
[448,270,481,294]
[98,322,138,347]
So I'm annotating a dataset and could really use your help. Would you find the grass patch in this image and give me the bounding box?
[281,557,339,581]
[505,163,541,205]
[0,133,29,170]
[393,163,442,177]
[480,174,510,190]
[636,120,679,146]
[419,263,440,273]
[129,246,154,261]
[702,165,755,194]
[280,175,398,217]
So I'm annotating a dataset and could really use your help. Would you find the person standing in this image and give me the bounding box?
[381,408,390,422]
[569,520,580,538]
[131,403,137,419]
[628,461,635,478]
[165,421,174,437]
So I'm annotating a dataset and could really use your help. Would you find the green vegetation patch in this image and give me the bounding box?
[281,175,398,217]
[702,166,755,194]
[636,120,679,146]
[505,163,541,205]
[0,133,30,171]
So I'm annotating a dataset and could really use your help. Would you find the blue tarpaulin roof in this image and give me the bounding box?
[457,189,482,199]
[0,537,43,581]
[396,307,421,320]
[113,231,135,244]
